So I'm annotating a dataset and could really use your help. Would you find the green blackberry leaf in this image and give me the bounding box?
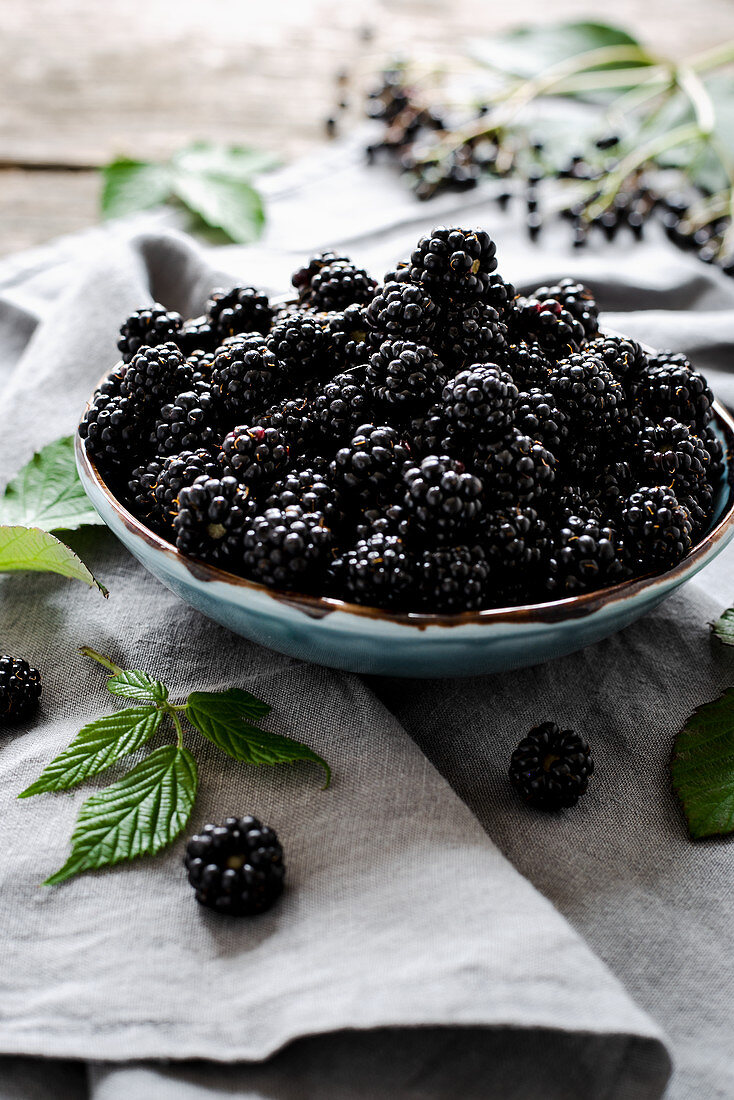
[712,607,734,647]
[470,21,650,80]
[101,158,172,220]
[171,172,265,244]
[0,436,104,532]
[185,689,330,787]
[107,670,169,703]
[19,707,165,798]
[671,689,734,839]
[171,142,279,181]
[0,525,107,595]
[44,746,198,885]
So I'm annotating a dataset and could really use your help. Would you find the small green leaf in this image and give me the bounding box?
[671,688,734,839]
[712,607,734,647]
[186,689,330,786]
[470,20,650,80]
[19,707,164,797]
[44,745,198,885]
[171,172,265,244]
[171,142,279,181]
[0,525,107,595]
[0,436,104,532]
[101,158,172,220]
[107,670,168,703]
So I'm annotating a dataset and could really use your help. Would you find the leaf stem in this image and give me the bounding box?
[79,646,122,675]
[168,708,185,749]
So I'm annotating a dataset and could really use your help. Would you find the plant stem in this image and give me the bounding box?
[79,646,122,675]
[168,708,185,749]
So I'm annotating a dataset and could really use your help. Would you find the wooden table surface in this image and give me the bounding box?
[3,0,734,257]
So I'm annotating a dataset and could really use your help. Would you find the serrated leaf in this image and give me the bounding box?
[19,707,164,798]
[44,746,197,885]
[107,670,168,703]
[0,436,105,532]
[171,142,279,181]
[0,525,107,595]
[712,608,734,647]
[671,688,734,838]
[100,158,172,220]
[186,690,330,786]
[171,172,265,244]
[470,20,649,80]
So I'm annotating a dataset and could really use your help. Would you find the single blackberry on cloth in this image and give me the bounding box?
[409,227,498,301]
[415,544,490,612]
[206,286,273,340]
[242,506,332,590]
[184,816,285,916]
[441,365,519,444]
[210,335,284,421]
[632,357,714,433]
[547,515,627,595]
[120,343,193,409]
[174,475,256,566]
[0,656,42,724]
[366,339,446,410]
[474,430,556,505]
[509,722,593,811]
[219,425,289,489]
[266,313,330,384]
[633,417,711,493]
[366,281,439,344]
[118,305,183,362]
[530,278,599,342]
[511,295,586,358]
[330,424,411,501]
[332,532,413,609]
[401,454,483,542]
[306,261,377,311]
[149,383,218,456]
[442,301,508,370]
[549,351,625,433]
[312,373,374,443]
[620,485,693,570]
[502,341,551,389]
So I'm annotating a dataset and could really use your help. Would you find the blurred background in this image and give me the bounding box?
[3,0,734,257]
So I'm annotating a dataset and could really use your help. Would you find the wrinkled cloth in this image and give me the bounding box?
[1,137,733,1099]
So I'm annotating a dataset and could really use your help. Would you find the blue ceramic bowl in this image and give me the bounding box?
[76,400,734,678]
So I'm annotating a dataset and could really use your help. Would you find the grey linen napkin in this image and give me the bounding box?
[1,141,733,1098]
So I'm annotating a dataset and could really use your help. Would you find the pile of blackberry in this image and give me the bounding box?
[80,226,726,614]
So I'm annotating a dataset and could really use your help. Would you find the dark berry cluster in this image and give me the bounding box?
[81,225,724,613]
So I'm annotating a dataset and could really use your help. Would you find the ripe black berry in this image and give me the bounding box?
[509,722,593,810]
[443,301,508,370]
[441,365,518,443]
[415,544,490,612]
[174,475,256,566]
[206,286,273,340]
[219,425,289,489]
[243,506,332,590]
[0,656,41,724]
[307,261,377,311]
[402,454,483,541]
[409,226,498,300]
[366,339,446,410]
[184,816,285,916]
[118,305,183,362]
[549,352,624,432]
[620,485,693,570]
[366,281,439,343]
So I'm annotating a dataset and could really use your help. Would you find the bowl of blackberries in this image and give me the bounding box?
[77,226,734,677]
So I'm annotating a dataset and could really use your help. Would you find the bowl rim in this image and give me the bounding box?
[77,371,734,630]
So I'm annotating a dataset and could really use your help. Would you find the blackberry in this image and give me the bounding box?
[128,455,166,525]
[620,485,693,570]
[515,389,569,456]
[353,502,413,542]
[184,816,284,916]
[0,656,41,724]
[242,506,332,590]
[219,425,289,489]
[401,454,483,541]
[149,384,218,457]
[547,515,627,594]
[325,304,370,371]
[119,343,193,408]
[409,227,498,301]
[366,339,445,410]
[443,301,508,370]
[291,250,350,293]
[415,544,490,612]
[206,286,273,340]
[682,481,716,537]
[588,334,648,384]
[330,424,411,501]
[588,460,633,512]
[703,425,725,482]
[177,315,218,356]
[306,261,377,311]
[186,348,216,384]
[441,365,519,443]
[78,392,144,467]
[365,281,439,343]
[634,418,710,493]
[334,532,413,609]
[475,430,556,505]
[312,373,374,443]
[266,313,330,383]
[174,475,256,566]
[554,482,603,524]
[118,305,183,362]
[253,395,317,456]
[210,336,284,421]
[150,449,220,532]
[265,468,343,528]
[530,278,599,341]
[502,341,551,389]
[484,274,517,321]
[482,506,550,594]
[549,352,624,432]
[406,406,451,458]
[509,722,593,811]
[632,360,714,432]
[382,259,412,285]
[512,295,586,357]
